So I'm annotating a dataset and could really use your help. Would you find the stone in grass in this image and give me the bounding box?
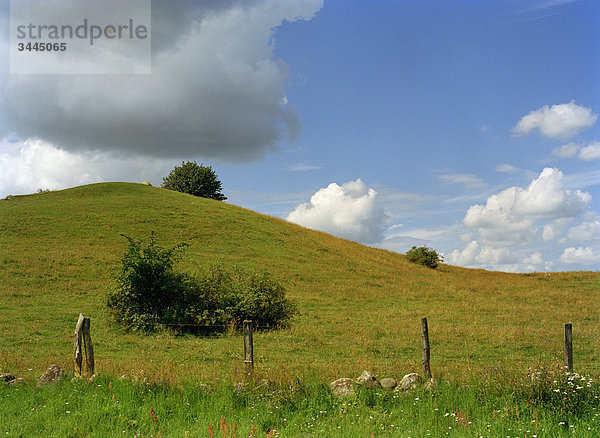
[37,365,65,387]
[380,377,397,390]
[394,373,422,392]
[356,370,381,389]
[330,378,356,397]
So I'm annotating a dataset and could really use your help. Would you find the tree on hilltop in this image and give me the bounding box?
[162,161,226,200]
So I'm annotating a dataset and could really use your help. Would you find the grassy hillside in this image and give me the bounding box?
[0,183,598,385]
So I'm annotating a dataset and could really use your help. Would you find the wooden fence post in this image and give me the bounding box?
[74,313,95,377]
[564,322,573,371]
[243,320,254,375]
[82,317,95,376]
[421,317,432,379]
[73,313,85,376]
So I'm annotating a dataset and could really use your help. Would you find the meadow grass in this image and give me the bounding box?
[1,370,599,437]
[0,182,599,434]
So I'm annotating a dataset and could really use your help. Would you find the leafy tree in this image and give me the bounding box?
[405,246,443,269]
[162,161,226,200]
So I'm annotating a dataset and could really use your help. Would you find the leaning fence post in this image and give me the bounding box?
[82,317,95,376]
[421,317,432,379]
[73,313,85,376]
[243,320,254,375]
[564,322,573,371]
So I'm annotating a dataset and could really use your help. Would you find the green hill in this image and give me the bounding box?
[1,182,598,384]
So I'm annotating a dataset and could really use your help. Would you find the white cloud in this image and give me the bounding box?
[579,142,600,161]
[438,173,486,190]
[551,142,580,158]
[523,251,543,265]
[288,163,321,172]
[559,247,600,265]
[0,138,173,196]
[551,141,600,161]
[496,163,519,173]
[514,168,590,218]
[464,168,590,245]
[0,0,324,162]
[566,217,600,242]
[287,179,389,244]
[541,218,572,242]
[445,240,548,272]
[446,240,480,266]
[476,245,516,265]
[512,101,597,140]
[542,224,557,242]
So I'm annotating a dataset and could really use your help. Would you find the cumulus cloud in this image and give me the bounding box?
[579,142,600,161]
[286,179,389,244]
[551,141,600,161]
[559,247,600,265]
[551,142,580,158]
[438,173,486,190]
[445,240,549,272]
[0,138,173,196]
[512,101,597,140]
[566,217,600,242]
[0,0,324,161]
[464,168,590,245]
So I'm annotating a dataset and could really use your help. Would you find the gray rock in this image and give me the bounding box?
[330,378,356,397]
[37,365,65,387]
[356,370,380,389]
[380,377,397,390]
[395,373,422,391]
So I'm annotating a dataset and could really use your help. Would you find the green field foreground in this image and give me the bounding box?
[0,182,598,386]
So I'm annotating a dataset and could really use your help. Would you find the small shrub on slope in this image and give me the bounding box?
[106,234,296,333]
[405,246,443,269]
[106,233,196,331]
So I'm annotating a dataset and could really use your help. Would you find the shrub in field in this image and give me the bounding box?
[106,234,196,331]
[405,246,443,269]
[107,235,296,333]
[187,266,297,329]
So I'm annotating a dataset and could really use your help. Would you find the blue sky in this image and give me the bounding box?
[1,0,599,272]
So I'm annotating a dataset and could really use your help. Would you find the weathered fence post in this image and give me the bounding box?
[563,322,573,371]
[421,317,432,379]
[82,317,95,376]
[243,320,254,375]
[73,313,85,376]
[73,313,95,377]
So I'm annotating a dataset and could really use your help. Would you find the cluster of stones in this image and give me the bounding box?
[1,364,67,387]
[330,371,434,397]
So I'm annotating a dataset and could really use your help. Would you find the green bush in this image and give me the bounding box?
[405,246,443,269]
[107,235,296,333]
[188,266,297,329]
[106,233,196,331]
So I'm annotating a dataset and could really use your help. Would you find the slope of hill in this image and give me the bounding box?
[1,183,598,384]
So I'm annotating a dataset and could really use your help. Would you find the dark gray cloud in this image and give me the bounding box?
[1,0,323,162]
